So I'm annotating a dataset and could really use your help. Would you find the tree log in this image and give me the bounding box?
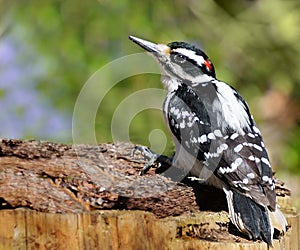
[0,139,298,249]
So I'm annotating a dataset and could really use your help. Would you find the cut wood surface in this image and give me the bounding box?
[0,139,298,250]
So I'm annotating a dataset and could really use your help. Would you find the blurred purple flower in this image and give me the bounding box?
[0,28,71,141]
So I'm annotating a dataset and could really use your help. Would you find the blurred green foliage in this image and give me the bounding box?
[1,0,300,175]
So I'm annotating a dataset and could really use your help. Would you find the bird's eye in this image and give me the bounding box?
[173,54,186,64]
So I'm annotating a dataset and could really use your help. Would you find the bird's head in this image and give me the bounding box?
[129,36,216,85]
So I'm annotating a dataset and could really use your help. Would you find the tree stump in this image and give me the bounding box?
[0,139,298,249]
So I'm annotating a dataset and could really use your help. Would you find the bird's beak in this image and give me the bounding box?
[129,35,170,56]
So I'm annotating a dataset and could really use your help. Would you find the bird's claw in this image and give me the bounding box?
[132,145,172,175]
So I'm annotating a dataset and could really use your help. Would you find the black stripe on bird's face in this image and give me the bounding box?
[168,42,216,79]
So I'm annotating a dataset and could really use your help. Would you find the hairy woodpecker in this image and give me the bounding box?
[129,35,287,245]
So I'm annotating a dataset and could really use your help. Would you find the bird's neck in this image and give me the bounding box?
[161,74,215,93]
[161,75,181,92]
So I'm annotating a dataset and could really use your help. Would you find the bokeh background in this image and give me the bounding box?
[0,1,299,206]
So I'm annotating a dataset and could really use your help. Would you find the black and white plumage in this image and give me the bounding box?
[129,35,287,245]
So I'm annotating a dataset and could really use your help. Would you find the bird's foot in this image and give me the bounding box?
[187,176,205,182]
[131,145,172,175]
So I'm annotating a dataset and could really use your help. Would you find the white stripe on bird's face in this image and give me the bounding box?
[172,48,206,66]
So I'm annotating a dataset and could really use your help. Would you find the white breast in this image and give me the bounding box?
[161,75,181,92]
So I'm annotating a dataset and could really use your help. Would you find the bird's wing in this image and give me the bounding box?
[165,83,213,160]
[215,130,276,210]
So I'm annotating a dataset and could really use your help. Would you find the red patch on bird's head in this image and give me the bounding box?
[204,59,213,71]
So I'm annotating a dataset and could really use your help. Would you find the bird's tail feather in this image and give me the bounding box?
[269,205,288,236]
[224,188,273,245]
